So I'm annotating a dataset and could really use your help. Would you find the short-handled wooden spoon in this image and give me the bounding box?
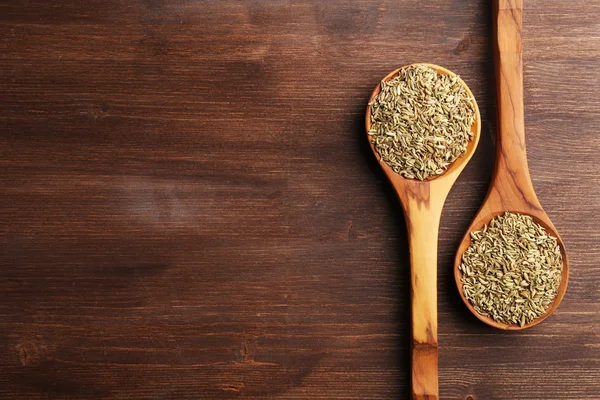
[453,0,569,330]
[366,63,481,400]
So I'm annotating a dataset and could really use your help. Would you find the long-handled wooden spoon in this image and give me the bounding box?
[453,0,569,330]
[366,63,481,400]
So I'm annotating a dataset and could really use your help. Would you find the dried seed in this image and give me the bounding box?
[459,212,563,327]
[368,65,475,180]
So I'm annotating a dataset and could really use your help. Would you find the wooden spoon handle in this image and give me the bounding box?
[402,192,441,400]
[493,0,540,209]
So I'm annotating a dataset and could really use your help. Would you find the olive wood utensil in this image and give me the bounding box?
[453,0,569,330]
[366,63,481,400]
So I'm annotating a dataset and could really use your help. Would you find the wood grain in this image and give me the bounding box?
[366,64,482,399]
[1,0,599,399]
[453,0,569,331]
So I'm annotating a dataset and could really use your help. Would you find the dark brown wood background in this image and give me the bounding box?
[1,1,599,399]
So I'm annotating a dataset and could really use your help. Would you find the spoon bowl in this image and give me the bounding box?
[454,208,569,330]
[366,63,480,400]
[454,0,569,331]
[366,63,481,184]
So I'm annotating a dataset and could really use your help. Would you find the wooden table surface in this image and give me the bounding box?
[2,1,599,399]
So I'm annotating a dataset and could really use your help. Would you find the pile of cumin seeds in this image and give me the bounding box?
[459,212,564,327]
[368,64,476,180]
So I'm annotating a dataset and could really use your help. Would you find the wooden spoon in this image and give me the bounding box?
[453,0,569,330]
[366,63,481,400]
